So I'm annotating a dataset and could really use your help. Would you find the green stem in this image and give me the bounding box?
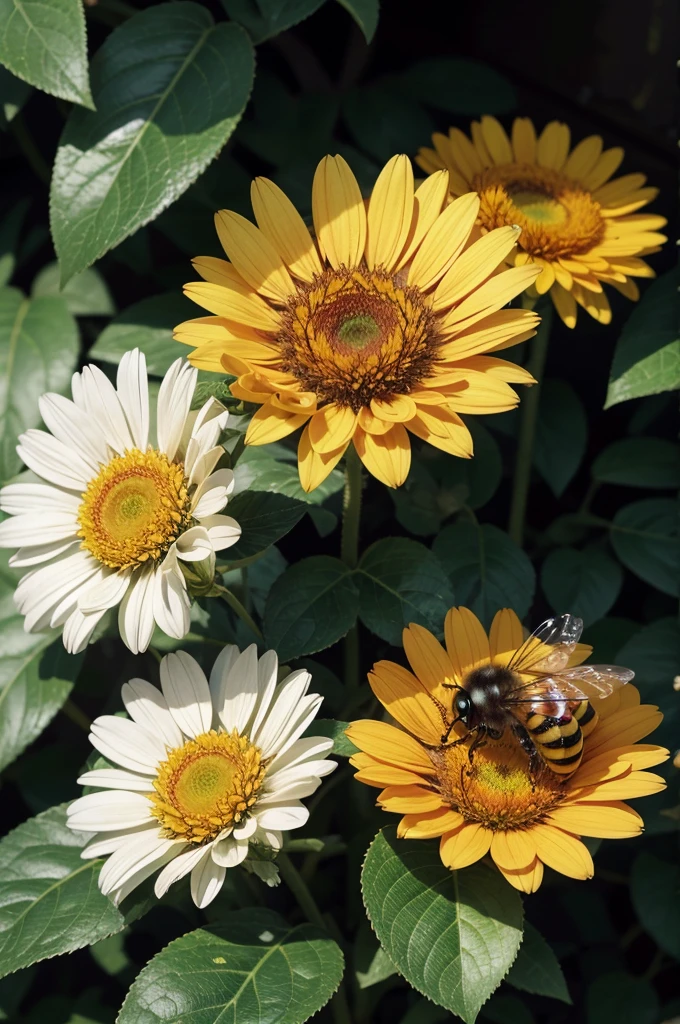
[61,698,91,733]
[216,585,264,641]
[507,302,552,547]
[340,446,362,569]
[278,854,352,1024]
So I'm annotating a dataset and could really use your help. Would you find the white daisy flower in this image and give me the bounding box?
[0,349,241,654]
[66,645,337,908]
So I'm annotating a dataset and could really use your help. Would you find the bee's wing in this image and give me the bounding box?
[505,665,634,706]
[507,613,584,675]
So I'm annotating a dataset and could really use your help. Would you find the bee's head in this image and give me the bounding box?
[453,689,472,724]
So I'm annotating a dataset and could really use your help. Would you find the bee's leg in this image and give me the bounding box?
[465,727,487,773]
[512,723,539,790]
[440,715,464,745]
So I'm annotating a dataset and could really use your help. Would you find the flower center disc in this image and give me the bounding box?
[279,267,439,411]
[508,188,568,226]
[430,736,564,830]
[152,730,266,843]
[77,449,192,569]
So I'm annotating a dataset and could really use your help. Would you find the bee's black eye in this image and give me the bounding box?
[455,694,470,717]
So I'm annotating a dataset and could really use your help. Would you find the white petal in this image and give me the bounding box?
[110,844,180,906]
[157,359,197,462]
[50,563,107,629]
[198,514,241,552]
[0,512,78,547]
[217,643,259,734]
[248,649,279,739]
[62,604,109,654]
[232,815,258,840]
[160,650,213,738]
[258,778,323,803]
[99,830,177,897]
[247,860,280,887]
[77,768,155,792]
[184,400,229,478]
[208,643,241,708]
[90,715,166,774]
[191,468,235,519]
[78,571,131,614]
[10,538,80,568]
[268,736,334,774]
[252,671,312,756]
[0,482,81,516]
[152,557,191,640]
[38,393,108,469]
[175,526,213,562]
[255,803,309,832]
[121,677,184,751]
[266,759,336,793]
[17,429,92,490]
[251,825,283,851]
[263,695,324,763]
[187,445,223,489]
[77,364,135,453]
[117,349,149,451]
[67,790,154,832]
[15,549,101,633]
[118,569,156,654]
[211,836,249,868]
[154,844,210,899]
[190,855,226,908]
[80,824,159,859]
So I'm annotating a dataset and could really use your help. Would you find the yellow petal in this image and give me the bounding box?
[550,282,578,329]
[546,801,642,838]
[439,822,492,869]
[351,753,428,787]
[480,115,513,165]
[183,280,280,331]
[395,170,449,270]
[407,193,480,291]
[430,133,470,194]
[368,660,445,745]
[345,719,436,774]
[312,155,366,270]
[444,374,520,416]
[470,120,494,167]
[534,259,556,295]
[438,309,540,361]
[563,135,603,181]
[403,622,460,698]
[593,174,648,205]
[414,146,443,177]
[245,401,309,445]
[432,225,521,311]
[192,256,247,288]
[440,264,541,335]
[583,148,624,190]
[407,412,473,458]
[353,424,411,488]
[572,283,612,325]
[454,355,535,386]
[377,785,444,813]
[536,121,570,170]
[490,829,537,871]
[572,770,666,802]
[366,155,415,271]
[489,608,524,661]
[511,117,537,164]
[308,403,358,454]
[586,743,669,773]
[498,858,544,893]
[398,807,465,839]
[297,423,348,493]
[531,824,594,879]
[251,177,323,282]
[447,127,485,180]
[444,607,490,679]
[214,210,294,302]
[370,396,417,423]
[357,407,393,435]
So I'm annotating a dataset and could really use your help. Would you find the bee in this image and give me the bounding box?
[441,613,634,776]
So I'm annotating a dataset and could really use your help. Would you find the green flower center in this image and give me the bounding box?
[337,314,380,350]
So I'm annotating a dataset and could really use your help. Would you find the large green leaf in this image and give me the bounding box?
[506,923,570,1003]
[356,537,455,646]
[586,972,659,1024]
[264,555,359,661]
[221,0,326,44]
[336,0,379,42]
[631,853,680,961]
[605,270,680,408]
[540,547,622,627]
[591,437,679,489]
[89,293,196,376]
[51,4,255,285]
[0,286,79,484]
[117,908,344,1024]
[306,719,358,757]
[534,379,587,497]
[0,0,93,108]
[0,65,32,130]
[0,805,125,978]
[433,522,535,627]
[343,81,434,164]
[610,498,678,596]
[224,491,308,562]
[0,199,30,287]
[616,617,679,751]
[234,444,344,508]
[362,828,523,1024]
[399,58,516,115]
[30,262,114,317]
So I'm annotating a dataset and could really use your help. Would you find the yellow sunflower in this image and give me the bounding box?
[416,117,667,328]
[175,154,541,491]
[347,607,668,892]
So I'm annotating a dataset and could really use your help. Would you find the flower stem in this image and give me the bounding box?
[340,446,362,690]
[216,585,264,641]
[278,853,352,1024]
[61,698,91,733]
[507,300,552,547]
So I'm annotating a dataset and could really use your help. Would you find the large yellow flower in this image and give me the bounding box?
[347,607,668,893]
[416,117,667,328]
[175,155,541,491]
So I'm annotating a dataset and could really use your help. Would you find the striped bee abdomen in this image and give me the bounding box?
[524,704,595,775]
[572,699,598,737]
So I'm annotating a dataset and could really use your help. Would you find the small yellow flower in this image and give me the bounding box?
[348,606,668,892]
[176,154,541,491]
[417,116,667,328]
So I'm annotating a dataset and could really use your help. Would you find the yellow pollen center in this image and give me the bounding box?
[77,448,192,569]
[337,314,380,350]
[508,188,568,226]
[151,729,267,843]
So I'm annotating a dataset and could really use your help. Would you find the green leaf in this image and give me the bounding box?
[591,437,680,489]
[89,293,196,376]
[336,0,379,42]
[306,719,358,757]
[234,444,344,507]
[429,420,503,511]
[540,547,623,627]
[117,908,344,1024]
[616,617,678,753]
[343,80,434,163]
[356,943,397,990]
[247,544,287,617]
[605,270,680,408]
[506,923,570,1003]
[356,537,455,646]
[610,498,678,596]
[392,461,446,537]
[0,286,79,484]
[0,805,126,978]
[534,379,587,497]
[31,262,114,317]
[399,58,516,114]
[586,972,659,1024]
[0,65,31,129]
[51,4,255,285]
[224,491,308,562]
[0,0,93,108]
[362,827,523,1024]
[0,198,30,287]
[264,555,359,661]
[482,994,535,1024]
[631,853,680,960]
[221,0,326,44]
[433,521,535,627]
